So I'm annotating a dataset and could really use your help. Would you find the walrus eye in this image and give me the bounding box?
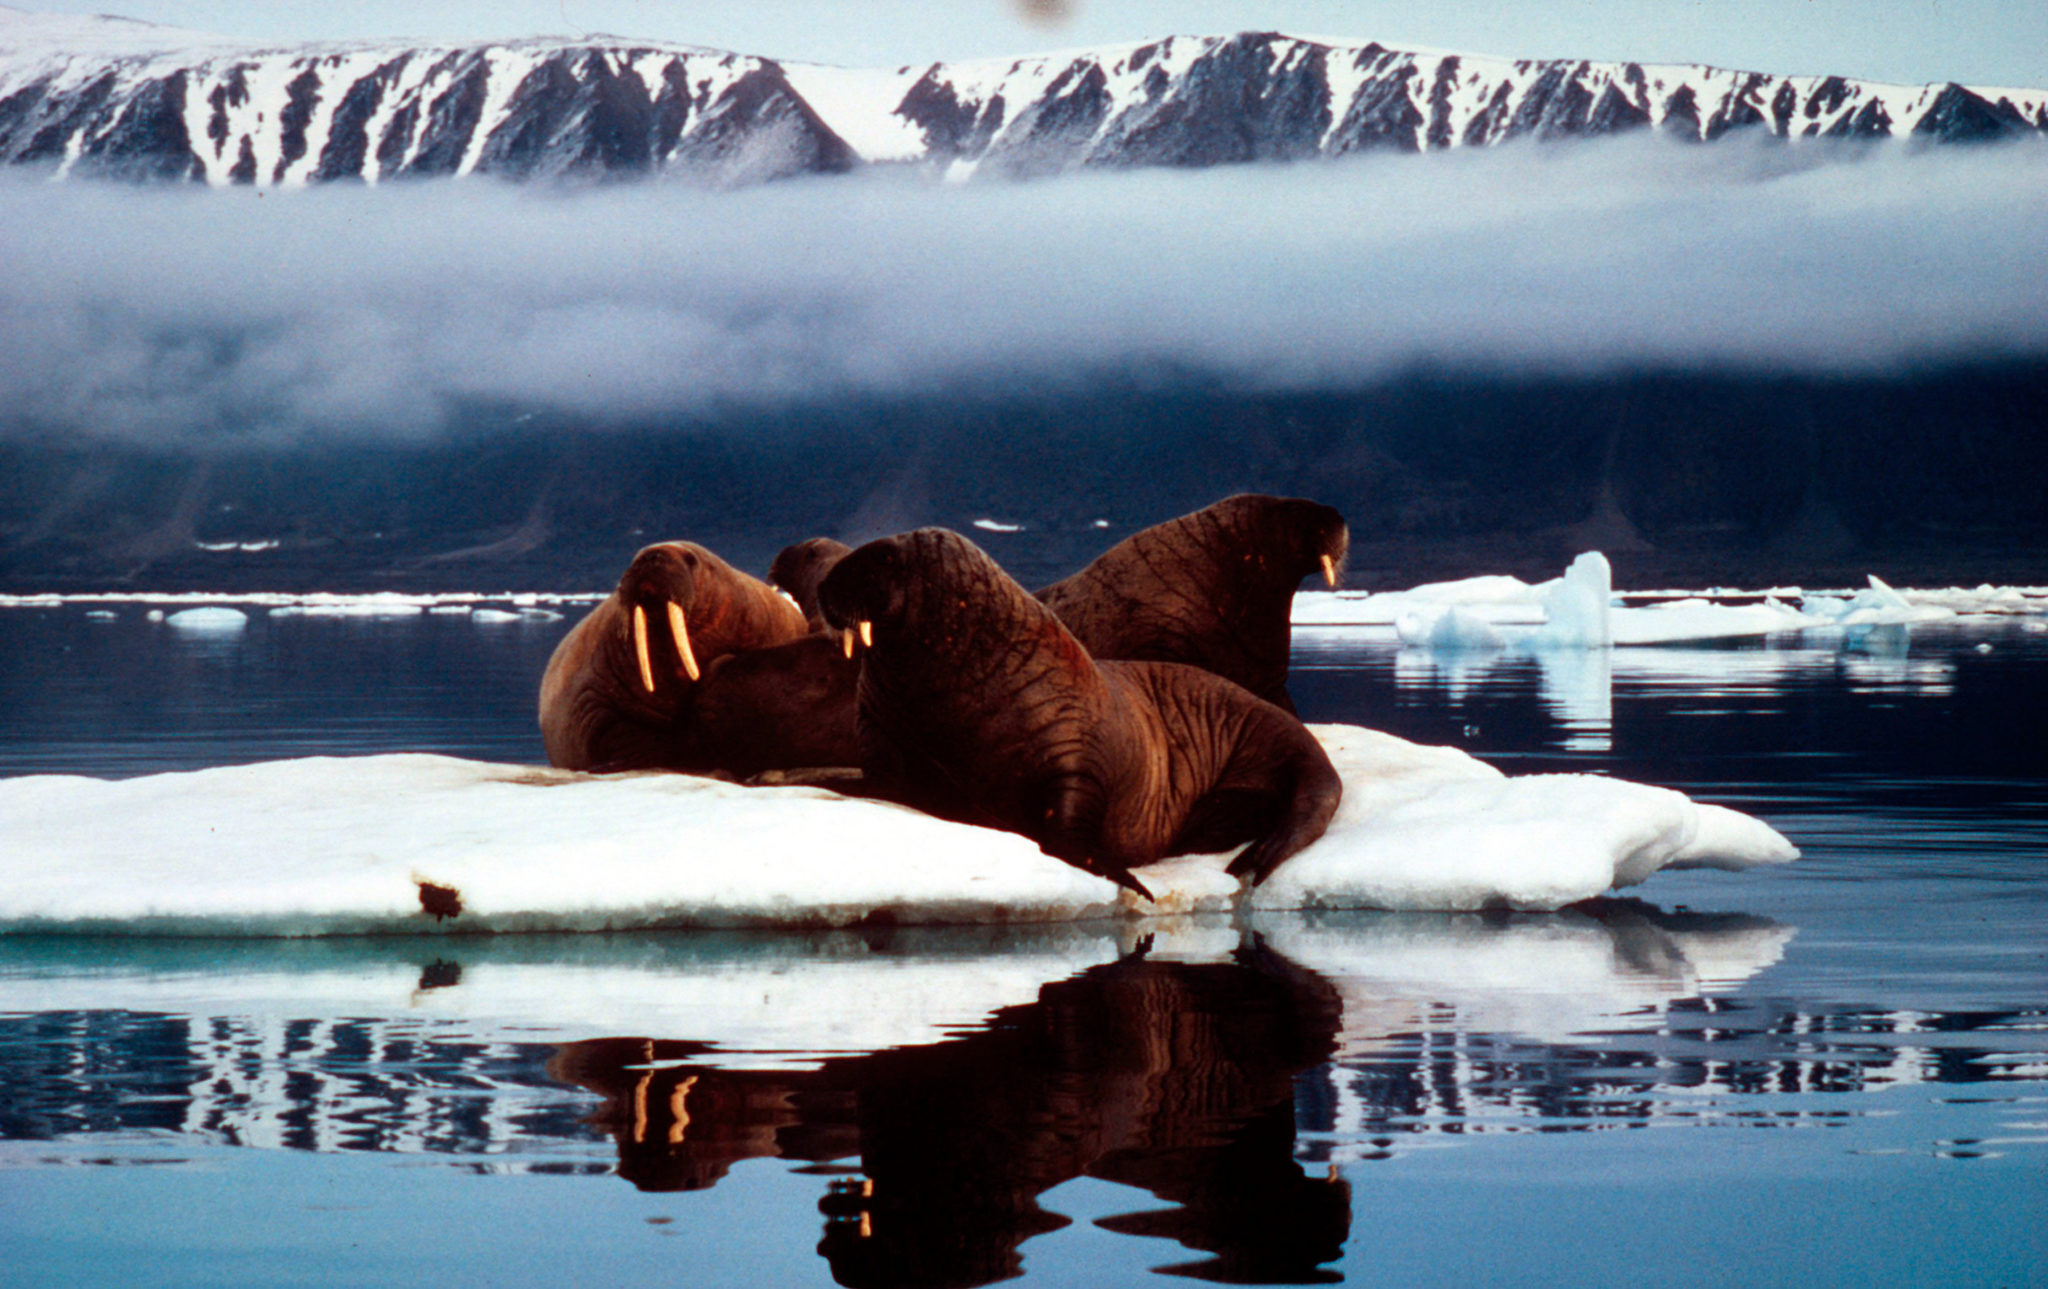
[667,600,701,682]
[1321,553,1338,587]
[631,604,657,693]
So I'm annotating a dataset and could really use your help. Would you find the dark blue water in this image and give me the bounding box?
[2,603,2045,1287]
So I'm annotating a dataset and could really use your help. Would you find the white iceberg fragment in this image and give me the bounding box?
[1611,596,1812,644]
[164,606,247,631]
[1297,553,1983,648]
[1530,551,1613,649]
[0,725,1796,937]
[1394,605,1506,650]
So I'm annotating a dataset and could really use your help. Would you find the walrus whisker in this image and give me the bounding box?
[667,600,700,682]
[632,603,656,693]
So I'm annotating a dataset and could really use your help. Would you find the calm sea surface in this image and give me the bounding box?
[2,603,2044,1287]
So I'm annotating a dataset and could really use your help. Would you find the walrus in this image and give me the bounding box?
[539,541,811,771]
[683,633,860,776]
[817,528,1343,895]
[768,536,852,629]
[1035,495,1348,713]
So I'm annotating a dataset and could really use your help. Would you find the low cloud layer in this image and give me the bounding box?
[4,134,2046,446]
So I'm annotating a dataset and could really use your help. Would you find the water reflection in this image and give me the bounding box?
[555,944,1351,1285]
[7,907,2045,1284]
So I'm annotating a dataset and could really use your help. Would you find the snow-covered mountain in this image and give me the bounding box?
[2,7,2046,185]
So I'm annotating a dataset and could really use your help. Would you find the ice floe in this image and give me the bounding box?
[0,724,1795,937]
[1295,552,2022,646]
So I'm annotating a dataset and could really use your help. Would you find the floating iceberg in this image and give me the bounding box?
[0,725,1796,937]
[1296,556,1981,646]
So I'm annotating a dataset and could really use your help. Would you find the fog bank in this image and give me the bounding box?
[3,135,2045,445]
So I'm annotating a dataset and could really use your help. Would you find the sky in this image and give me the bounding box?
[5,136,2045,446]
[11,0,2048,89]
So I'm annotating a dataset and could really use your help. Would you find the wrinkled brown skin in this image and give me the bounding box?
[1036,494,1349,713]
[684,633,860,776]
[818,529,1343,895]
[768,537,852,630]
[539,542,810,772]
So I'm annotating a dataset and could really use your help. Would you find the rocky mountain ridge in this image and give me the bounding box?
[3,9,2045,185]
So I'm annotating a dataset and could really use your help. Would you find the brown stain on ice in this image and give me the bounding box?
[417,880,464,921]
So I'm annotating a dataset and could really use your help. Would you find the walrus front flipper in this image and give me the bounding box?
[1219,715,1342,886]
[1039,770,1157,902]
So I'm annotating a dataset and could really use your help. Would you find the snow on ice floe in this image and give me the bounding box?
[0,724,1795,938]
[1294,552,2017,646]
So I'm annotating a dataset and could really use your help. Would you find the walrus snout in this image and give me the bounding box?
[816,536,912,641]
[1266,497,1348,588]
[614,543,716,690]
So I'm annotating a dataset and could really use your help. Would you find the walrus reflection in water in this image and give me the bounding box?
[816,529,1343,893]
[1037,493,1349,713]
[538,541,811,772]
[548,942,1351,1287]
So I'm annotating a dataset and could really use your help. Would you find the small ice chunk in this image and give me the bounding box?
[1531,551,1613,649]
[471,609,523,624]
[972,518,1025,533]
[84,610,118,621]
[1395,607,1505,650]
[165,607,247,631]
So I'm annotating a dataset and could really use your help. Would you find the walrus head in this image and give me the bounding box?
[768,537,853,628]
[1210,494,1350,590]
[814,532,918,660]
[612,541,806,696]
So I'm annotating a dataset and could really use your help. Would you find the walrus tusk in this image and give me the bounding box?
[667,600,700,682]
[841,627,857,659]
[632,604,656,693]
[1321,553,1338,587]
[858,619,873,648]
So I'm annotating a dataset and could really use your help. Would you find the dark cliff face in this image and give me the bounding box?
[3,28,2043,187]
[4,364,2045,595]
[0,41,857,185]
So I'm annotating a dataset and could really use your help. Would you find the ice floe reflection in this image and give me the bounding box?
[4,907,2044,1282]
